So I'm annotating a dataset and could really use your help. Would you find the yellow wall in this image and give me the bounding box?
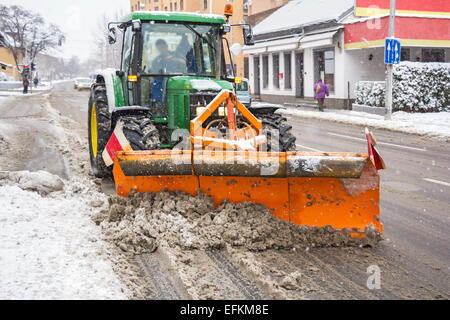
[0,47,22,80]
[130,0,248,78]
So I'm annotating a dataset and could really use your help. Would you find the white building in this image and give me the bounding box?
[243,0,450,109]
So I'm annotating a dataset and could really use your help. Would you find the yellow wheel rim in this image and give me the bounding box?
[91,104,98,157]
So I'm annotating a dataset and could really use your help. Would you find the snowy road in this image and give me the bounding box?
[0,82,448,299]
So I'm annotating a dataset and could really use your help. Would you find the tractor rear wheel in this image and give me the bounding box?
[259,113,297,152]
[119,116,160,151]
[88,87,112,178]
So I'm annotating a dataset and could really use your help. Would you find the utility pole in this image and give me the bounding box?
[385,0,396,120]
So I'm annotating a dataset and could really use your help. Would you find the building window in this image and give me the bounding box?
[262,55,269,89]
[272,54,280,89]
[180,0,184,10]
[284,53,291,89]
[244,57,249,79]
[204,0,208,10]
[422,49,445,62]
[314,48,335,93]
[174,2,177,11]
[170,3,173,11]
[401,48,411,61]
[155,6,159,10]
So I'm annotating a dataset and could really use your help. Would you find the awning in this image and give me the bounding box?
[300,31,338,49]
[243,37,301,55]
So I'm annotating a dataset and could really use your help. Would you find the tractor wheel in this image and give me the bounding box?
[119,116,160,151]
[259,113,297,152]
[88,86,112,178]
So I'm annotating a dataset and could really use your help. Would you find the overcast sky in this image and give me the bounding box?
[3,0,130,61]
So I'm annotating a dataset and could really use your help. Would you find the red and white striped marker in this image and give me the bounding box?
[102,121,132,167]
[365,128,386,171]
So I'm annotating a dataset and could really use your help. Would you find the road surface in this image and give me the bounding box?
[0,82,448,299]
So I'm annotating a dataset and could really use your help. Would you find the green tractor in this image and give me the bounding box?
[88,10,296,178]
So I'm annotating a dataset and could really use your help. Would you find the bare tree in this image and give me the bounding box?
[90,10,124,71]
[0,5,65,73]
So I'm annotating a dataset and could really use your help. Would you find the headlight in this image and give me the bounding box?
[218,106,226,117]
[196,106,206,115]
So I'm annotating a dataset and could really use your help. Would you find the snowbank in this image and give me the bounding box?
[277,107,450,140]
[0,172,129,299]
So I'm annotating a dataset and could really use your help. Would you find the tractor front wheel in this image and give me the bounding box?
[88,88,111,177]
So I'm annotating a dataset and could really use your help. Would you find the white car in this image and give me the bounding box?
[74,77,94,90]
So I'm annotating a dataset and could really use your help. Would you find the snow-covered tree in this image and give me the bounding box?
[0,5,65,73]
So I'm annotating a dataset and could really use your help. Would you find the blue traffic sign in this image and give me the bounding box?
[385,38,401,64]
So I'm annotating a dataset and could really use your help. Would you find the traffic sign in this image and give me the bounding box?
[385,38,401,64]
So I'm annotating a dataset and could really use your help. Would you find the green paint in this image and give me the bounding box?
[112,74,125,107]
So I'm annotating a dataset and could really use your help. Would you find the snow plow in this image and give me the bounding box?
[88,8,385,239]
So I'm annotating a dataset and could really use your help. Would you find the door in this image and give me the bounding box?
[253,56,260,96]
[295,52,304,98]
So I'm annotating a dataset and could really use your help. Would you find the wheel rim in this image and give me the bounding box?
[91,104,98,157]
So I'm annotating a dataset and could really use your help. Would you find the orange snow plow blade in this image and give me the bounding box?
[110,90,383,237]
[113,150,383,237]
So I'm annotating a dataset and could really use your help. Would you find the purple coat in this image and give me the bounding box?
[314,82,329,99]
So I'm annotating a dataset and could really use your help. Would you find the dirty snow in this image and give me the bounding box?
[0,174,129,299]
[277,107,450,141]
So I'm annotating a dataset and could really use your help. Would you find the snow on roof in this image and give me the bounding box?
[254,0,355,35]
[0,61,13,68]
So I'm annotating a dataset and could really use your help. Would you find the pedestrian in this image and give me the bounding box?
[314,79,329,112]
[33,73,39,88]
[22,66,30,94]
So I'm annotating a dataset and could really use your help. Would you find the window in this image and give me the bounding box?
[174,3,177,11]
[262,55,269,89]
[204,0,208,10]
[314,48,335,93]
[272,54,279,89]
[422,49,445,62]
[401,48,411,61]
[284,53,291,89]
[170,3,173,11]
[154,6,159,10]
[180,0,184,10]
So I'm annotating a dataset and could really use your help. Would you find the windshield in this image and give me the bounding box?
[236,81,249,92]
[141,22,219,77]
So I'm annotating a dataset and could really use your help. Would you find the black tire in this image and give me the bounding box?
[119,115,160,151]
[88,86,112,177]
[259,113,297,152]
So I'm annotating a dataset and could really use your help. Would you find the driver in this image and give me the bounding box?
[150,39,186,74]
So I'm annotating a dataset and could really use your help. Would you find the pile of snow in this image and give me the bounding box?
[95,191,381,255]
[355,62,450,112]
[0,171,129,299]
[277,107,450,140]
[0,170,64,196]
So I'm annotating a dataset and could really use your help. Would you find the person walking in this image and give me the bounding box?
[33,73,39,88]
[314,79,329,112]
[22,66,30,94]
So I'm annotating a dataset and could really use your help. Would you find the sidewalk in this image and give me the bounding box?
[271,103,450,141]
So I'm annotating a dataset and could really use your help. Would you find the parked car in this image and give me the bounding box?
[235,78,252,108]
[74,77,94,90]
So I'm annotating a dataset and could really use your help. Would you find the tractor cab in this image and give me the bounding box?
[108,9,254,130]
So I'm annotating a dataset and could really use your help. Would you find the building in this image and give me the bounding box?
[0,46,22,80]
[247,0,290,26]
[130,0,249,78]
[243,0,450,109]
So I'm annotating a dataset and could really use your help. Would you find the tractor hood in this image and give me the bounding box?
[167,76,234,92]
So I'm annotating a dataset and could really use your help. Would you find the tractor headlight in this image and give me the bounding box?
[196,106,206,115]
[218,106,226,117]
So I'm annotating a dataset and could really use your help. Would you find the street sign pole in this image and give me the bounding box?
[385,0,396,120]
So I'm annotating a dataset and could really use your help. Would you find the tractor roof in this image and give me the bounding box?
[121,11,226,24]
